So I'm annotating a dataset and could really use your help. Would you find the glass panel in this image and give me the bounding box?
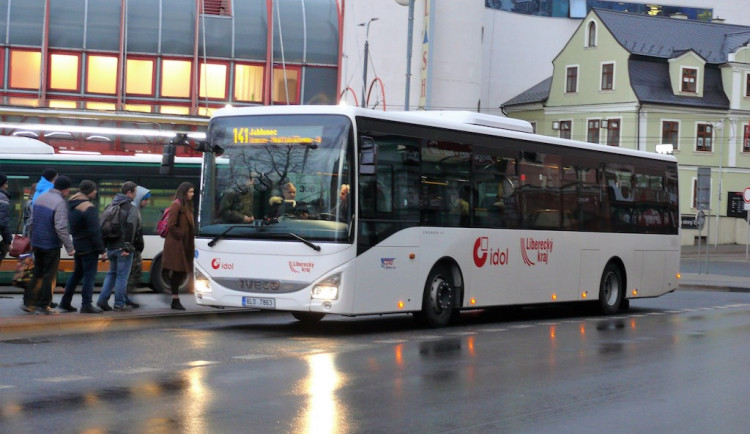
[304,0,339,64]
[161,59,191,98]
[49,0,85,48]
[199,16,233,58]
[50,53,80,91]
[49,100,78,109]
[126,59,154,95]
[273,0,304,63]
[86,102,116,111]
[87,55,118,94]
[9,0,44,45]
[303,67,337,105]
[234,64,263,102]
[124,104,152,113]
[10,50,41,89]
[0,0,8,45]
[127,0,159,52]
[199,63,227,99]
[160,105,191,115]
[233,0,267,60]
[86,0,120,51]
[7,97,39,107]
[161,0,194,55]
[200,114,354,244]
[272,68,299,104]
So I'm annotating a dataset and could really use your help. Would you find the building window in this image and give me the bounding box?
[49,53,81,92]
[681,67,697,93]
[606,119,620,146]
[601,63,614,90]
[692,178,697,209]
[161,59,192,98]
[746,73,750,97]
[126,58,155,96]
[234,64,264,102]
[587,119,600,143]
[199,62,228,99]
[696,123,712,152]
[9,50,41,89]
[272,67,300,104]
[559,120,571,139]
[587,21,596,47]
[662,121,679,150]
[565,66,578,93]
[87,55,118,94]
[202,0,231,16]
[743,125,750,152]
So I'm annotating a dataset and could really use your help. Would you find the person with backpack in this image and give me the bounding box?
[162,182,195,311]
[96,181,139,311]
[58,180,107,313]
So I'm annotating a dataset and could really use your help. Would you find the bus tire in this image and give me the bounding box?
[292,312,326,323]
[598,262,623,315]
[150,254,191,294]
[418,265,457,328]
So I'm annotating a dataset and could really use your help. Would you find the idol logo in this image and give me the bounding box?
[520,237,554,266]
[473,237,509,268]
[211,258,234,270]
[289,261,314,273]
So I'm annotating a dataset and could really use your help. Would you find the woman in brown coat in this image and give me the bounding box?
[162,182,195,310]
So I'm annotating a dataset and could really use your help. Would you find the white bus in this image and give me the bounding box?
[0,136,201,292]
[192,106,680,326]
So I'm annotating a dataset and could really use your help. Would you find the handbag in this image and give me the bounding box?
[9,234,30,258]
[12,253,34,289]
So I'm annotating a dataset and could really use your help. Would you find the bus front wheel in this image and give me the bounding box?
[150,254,191,294]
[417,265,456,328]
[598,262,623,315]
[292,312,326,323]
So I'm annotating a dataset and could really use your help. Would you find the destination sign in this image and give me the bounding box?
[232,127,322,145]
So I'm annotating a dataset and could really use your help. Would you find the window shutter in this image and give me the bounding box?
[203,0,231,16]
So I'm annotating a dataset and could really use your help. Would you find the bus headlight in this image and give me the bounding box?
[194,269,212,293]
[312,273,340,300]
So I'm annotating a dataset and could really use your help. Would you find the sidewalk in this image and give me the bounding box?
[0,290,253,337]
[1,244,749,337]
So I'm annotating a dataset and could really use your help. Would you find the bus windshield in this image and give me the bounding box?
[199,114,354,244]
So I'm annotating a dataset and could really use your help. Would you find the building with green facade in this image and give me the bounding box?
[502,9,750,245]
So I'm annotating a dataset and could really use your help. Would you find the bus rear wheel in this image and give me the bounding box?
[292,312,326,323]
[417,265,456,328]
[150,254,191,294]
[598,262,623,315]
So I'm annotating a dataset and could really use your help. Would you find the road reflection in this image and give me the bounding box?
[295,352,348,434]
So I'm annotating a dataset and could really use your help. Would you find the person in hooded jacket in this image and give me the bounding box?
[126,185,151,299]
[58,180,107,313]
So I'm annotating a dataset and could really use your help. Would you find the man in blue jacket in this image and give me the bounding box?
[58,180,107,314]
[22,175,75,315]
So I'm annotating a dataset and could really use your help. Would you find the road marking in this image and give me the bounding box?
[447,331,477,336]
[111,367,163,375]
[481,328,508,332]
[412,335,442,340]
[37,375,92,383]
[0,385,14,390]
[183,360,220,367]
[233,354,272,360]
[374,339,407,344]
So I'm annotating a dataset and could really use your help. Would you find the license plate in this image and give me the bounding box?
[242,296,275,309]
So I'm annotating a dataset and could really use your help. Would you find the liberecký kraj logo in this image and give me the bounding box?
[288,261,315,273]
[473,236,509,268]
[520,237,553,266]
[380,258,396,269]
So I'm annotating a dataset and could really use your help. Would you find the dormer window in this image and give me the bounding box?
[587,21,597,47]
[681,68,697,93]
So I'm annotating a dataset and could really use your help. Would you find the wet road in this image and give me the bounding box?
[1,290,750,433]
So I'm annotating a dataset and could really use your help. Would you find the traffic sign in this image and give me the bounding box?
[695,210,706,231]
[744,187,750,203]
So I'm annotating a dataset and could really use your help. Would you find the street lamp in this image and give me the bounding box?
[359,17,379,108]
[395,0,415,111]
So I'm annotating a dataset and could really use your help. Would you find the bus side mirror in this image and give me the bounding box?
[196,140,224,156]
[359,136,377,175]
[160,143,176,175]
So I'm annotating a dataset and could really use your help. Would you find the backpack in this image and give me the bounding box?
[100,202,124,242]
[156,206,171,238]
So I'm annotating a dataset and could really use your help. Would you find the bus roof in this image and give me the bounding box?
[210,105,676,163]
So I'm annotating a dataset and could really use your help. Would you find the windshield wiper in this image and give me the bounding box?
[288,232,321,251]
[208,225,245,247]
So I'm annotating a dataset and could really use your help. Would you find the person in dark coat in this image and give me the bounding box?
[162,182,195,310]
[0,173,13,266]
[59,180,107,313]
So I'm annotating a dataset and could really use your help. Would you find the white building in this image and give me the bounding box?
[339,1,750,114]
